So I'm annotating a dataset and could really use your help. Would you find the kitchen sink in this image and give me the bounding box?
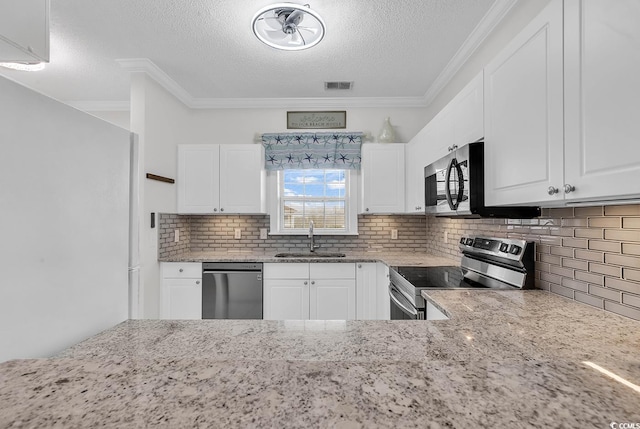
[274,252,346,258]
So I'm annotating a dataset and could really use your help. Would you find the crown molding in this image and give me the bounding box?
[115,58,428,110]
[116,58,193,106]
[422,0,518,105]
[66,100,130,111]
[188,96,428,109]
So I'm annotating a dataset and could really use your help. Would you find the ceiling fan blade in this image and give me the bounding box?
[292,30,306,46]
[265,29,289,40]
[297,26,319,35]
[259,16,283,30]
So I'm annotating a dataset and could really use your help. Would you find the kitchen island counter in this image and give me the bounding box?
[1,290,639,428]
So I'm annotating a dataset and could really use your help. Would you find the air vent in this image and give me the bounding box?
[324,81,353,90]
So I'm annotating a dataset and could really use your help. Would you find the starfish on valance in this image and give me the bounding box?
[261,132,363,170]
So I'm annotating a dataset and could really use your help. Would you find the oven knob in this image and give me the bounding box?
[460,237,466,245]
[466,238,474,246]
[499,243,509,253]
[509,245,522,255]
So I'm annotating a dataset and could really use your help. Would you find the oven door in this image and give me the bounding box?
[389,283,424,320]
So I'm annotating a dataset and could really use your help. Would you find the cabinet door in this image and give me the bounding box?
[426,301,448,321]
[219,144,266,213]
[376,263,391,320]
[361,144,405,213]
[405,126,432,213]
[356,263,377,320]
[162,278,202,319]
[564,0,640,202]
[177,145,219,213]
[450,71,484,147]
[484,0,564,206]
[0,0,49,62]
[263,279,309,320]
[310,279,356,320]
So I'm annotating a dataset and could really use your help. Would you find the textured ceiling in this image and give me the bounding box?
[0,0,498,105]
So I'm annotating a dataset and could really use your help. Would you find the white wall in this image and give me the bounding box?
[87,110,130,130]
[130,74,192,319]
[0,77,130,361]
[188,107,429,144]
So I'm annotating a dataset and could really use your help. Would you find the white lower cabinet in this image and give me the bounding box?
[263,278,309,320]
[160,262,202,319]
[264,262,357,320]
[426,301,448,321]
[355,262,390,320]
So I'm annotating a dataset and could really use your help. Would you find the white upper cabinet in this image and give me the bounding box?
[219,145,266,213]
[178,145,220,213]
[485,0,640,206]
[361,143,405,214]
[563,0,640,202]
[404,71,483,213]
[405,127,433,213]
[0,0,49,62]
[178,144,265,214]
[484,0,564,206]
[450,72,484,148]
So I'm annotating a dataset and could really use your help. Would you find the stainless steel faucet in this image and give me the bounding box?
[308,220,320,252]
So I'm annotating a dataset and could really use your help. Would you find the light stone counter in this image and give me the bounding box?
[159,249,458,267]
[1,291,639,428]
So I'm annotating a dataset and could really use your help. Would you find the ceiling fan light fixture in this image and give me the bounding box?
[252,3,325,51]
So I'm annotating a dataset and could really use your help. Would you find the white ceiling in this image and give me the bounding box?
[0,0,513,109]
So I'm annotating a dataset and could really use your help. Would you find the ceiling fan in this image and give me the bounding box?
[252,3,325,51]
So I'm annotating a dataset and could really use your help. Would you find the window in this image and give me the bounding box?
[270,169,358,235]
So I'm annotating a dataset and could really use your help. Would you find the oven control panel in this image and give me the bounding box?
[458,236,532,263]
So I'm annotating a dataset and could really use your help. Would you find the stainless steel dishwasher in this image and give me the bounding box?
[202,262,263,319]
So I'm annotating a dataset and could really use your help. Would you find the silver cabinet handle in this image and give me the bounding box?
[564,184,575,193]
[311,281,315,285]
[447,145,458,152]
[220,208,224,212]
[304,281,308,285]
[196,280,200,285]
[213,208,218,212]
[358,264,362,268]
[179,268,183,272]
[547,186,559,195]
[415,206,422,211]
[365,208,369,212]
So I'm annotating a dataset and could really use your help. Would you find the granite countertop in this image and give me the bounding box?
[159,249,458,267]
[1,291,639,428]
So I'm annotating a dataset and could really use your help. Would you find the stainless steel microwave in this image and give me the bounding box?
[424,142,540,218]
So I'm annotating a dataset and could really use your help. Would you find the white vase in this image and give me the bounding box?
[377,117,396,143]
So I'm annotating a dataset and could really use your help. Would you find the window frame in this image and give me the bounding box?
[268,168,359,235]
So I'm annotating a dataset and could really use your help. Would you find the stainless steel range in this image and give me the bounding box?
[389,236,535,320]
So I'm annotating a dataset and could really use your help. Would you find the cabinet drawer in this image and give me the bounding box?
[162,262,202,278]
[310,263,355,279]
[264,263,310,279]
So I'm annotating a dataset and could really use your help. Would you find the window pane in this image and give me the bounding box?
[280,169,348,231]
[304,201,325,228]
[325,170,346,198]
[325,201,345,228]
[283,201,304,229]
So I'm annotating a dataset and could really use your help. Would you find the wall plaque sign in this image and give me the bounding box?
[287,111,346,129]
